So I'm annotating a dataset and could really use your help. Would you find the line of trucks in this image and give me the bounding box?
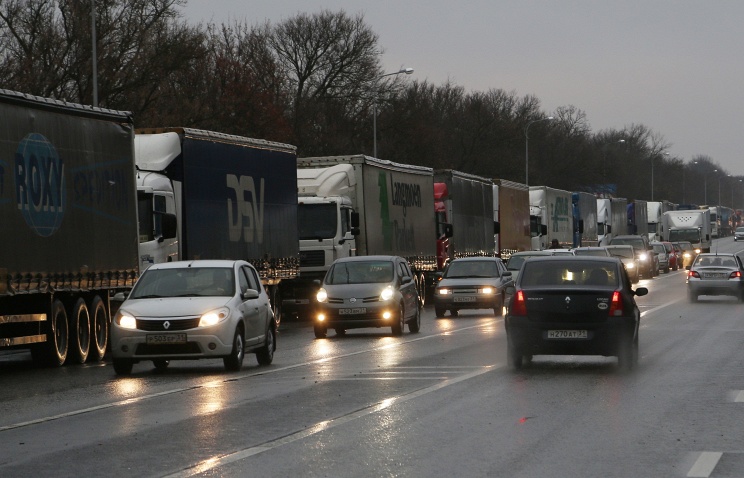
[0,89,713,366]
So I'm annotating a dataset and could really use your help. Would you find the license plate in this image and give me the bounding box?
[547,330,588,339]
[295,299,310,305]
[146,333,187,345]
[454,296,476,302]
[339,307,366,315]
[703,272,727,279]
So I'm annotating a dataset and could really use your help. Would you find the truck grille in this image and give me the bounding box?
[300,250,325,267]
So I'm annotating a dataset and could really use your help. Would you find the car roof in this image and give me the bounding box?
[450,256,500,262]
[332,255,402,263]
[524,255,620,263]
[695,252,736,257]
[510,250,555,256]
[146,259,243,270]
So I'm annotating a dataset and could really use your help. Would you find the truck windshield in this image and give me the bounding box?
[298,203,338,240]
[669,229,701,243]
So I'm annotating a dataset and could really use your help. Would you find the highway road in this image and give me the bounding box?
[1,237,744,477]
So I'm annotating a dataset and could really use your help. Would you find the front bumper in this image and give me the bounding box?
[111,323,235,359]
[315,303,401,329]
[433,294,498,311]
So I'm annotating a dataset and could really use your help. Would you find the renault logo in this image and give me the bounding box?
[565,296,571,304]
[350,298,357,303]
[163,321,171,330]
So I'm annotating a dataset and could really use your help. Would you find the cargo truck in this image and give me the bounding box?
[662,209,712,253]
[647,200,674,241]
[281,155,437,318]
[135,128,299,323]
[493,179,530,258]
[529,186,573,250]
[0,89,139,366]
[597,197,628,246]
[572,191,599,247]
[627,199,649,237]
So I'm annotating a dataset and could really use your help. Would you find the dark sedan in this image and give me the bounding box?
[505,256,648,371]
[433,257,513,318]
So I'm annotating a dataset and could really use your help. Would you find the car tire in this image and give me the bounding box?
[69,298,91,364]
[617,334,639,372]
[450,309,459,317]
[391,304,404,336]
[224,327,245,372]
[256,326,275,366]
[153,359,170,371]
[434,306,446,318]
[314,324,327,339]
[493,294,504,317]
[335,327,347,336]
[506,335,523,370]
[688,292,698,303]
[408,305,421,333]
[113,358,133,375]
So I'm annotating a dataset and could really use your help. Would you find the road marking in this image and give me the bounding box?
[0,322,496,432]
[687,451,722,477]
[731,390,744,402]
[162,365,496,478]
[640,298,683,319]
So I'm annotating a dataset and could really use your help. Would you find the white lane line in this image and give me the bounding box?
[640,298,683,319]
[162,365,496,478]
[687,451,722,477]
[731,390,744,402]
[0,322,495,432]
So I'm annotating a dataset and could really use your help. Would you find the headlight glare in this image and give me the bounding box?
[380,286,394,301]
[117,312,136,329]
[316,288,328,303]
[199,307,229,327]
[437,288,451,295]
[639,253,648,261]
[481,287,494,295]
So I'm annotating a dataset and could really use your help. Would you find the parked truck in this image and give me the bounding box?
[492,179,530,258]
[281,155,438,318]
[597,197,628,246]
[135,128,300,322]
[627,199,649,237]
[0,89,139,366]
[529,186,573,250]
[572,191,599,247]
[662,209,712,253]
[647,200,674,242]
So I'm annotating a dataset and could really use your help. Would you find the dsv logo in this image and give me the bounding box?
[14,133,65,237]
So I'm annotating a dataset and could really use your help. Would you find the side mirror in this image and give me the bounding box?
[351,211,360,228]
[351,227,360,236]
[161,213,177,239]
[607,225,612,233]
[505,285,516,295]
[634,287,649,297]
[540,225,548,236]
[401,276,413,284]
[313,279,322,287]
[242,289,260,300]
[501,271,512,278]
[444,224,454,238]
[494,221,500,235]
[113,291,128,302]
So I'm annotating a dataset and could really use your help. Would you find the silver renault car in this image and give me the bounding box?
[111,260,276,374]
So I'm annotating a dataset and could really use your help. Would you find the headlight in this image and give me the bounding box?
[437,288,451,295]
[626,262,635,269]
[316,288,328,303]
[684,253,691,258]
[480,287,495,295]
[639,253,648,261]
[116,310,136,330]
[380,286,394,301]
[199,307,229,327]
[694,249,701,254]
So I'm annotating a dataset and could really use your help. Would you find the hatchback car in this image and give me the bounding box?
[650,241,673,273]
[433,257,513,318]
[314,255,420,338]
[111,260,276,375]
[609,235,656,278]
[605,245,640,283]
[505,250,574,282]
[735,227,744,242]
[505,256,648,371]
[687,253,744,302]
[675,241,697,269]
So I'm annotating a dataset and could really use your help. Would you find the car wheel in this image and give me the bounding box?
[153,359,170,371]
[256,326,275,366]
[493,294,504,317]
[617,335,639,372]
[688,292,698,303]
[450,309,459,317]
[408,305,421,333]
[224,327,245,372]
[506,335,523,370]
[335,327,347,336]
[434,306,446,318]
[391,304,404,336]
[113,358,133,375]
[314,324,327,339]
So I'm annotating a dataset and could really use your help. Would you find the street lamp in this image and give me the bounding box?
[372,67,414,158]
[714,169,719,207]
[524,116,554,186]
[694,161,708,205]
[602,139,625,192]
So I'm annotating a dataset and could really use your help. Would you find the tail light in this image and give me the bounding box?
[511,290,527,316]
[608,291,624,316]
[730,271,742,279]
[688,270,700,279]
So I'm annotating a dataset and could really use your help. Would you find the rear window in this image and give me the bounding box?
[520,260,619,287]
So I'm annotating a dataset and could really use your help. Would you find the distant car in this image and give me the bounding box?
[505,250,574,282]
[314,255,420,338]
[670,242,683,271]
[111,260,276,375]
[674,240,697,269]
[572,247,611,256]
[505,256,648,371]
[735,226,744,242]
[687,253,744,302]
[609,235,656,278]
[606,245,640,283]
[650,241,673,273]
[433,257,513,318]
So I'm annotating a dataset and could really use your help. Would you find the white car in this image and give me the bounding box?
[111,260,275,375]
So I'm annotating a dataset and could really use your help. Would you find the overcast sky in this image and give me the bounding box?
[181,1,744,175]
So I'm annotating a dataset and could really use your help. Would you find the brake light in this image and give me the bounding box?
[688,270,700,279]
[730,271,742,279]
[511,290,527,316]
[608,291,623,316]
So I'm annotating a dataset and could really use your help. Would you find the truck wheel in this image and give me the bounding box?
[256,326,275,366]
[89,295,108,362]
[270,287,282,328]
[417,273,427,307]
[314,324,327,338]
[35,300,69,367]
[69,298,91,364]
[224,326,245,371]
[113,358,133,375]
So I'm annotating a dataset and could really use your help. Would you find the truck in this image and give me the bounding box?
[597,197,628,246]
[135,128,299,322]
[710,206,734,237]
[647,200,674,242]
[572,191,599,247]
[492,179,530,258]
[281,155,438,317]
[434,170,496,263]
[662,209,712,253]
[0,89,139,366]
[627,199,649,237]
[529,186,573,250]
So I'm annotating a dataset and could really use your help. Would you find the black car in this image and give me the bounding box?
[609,234,656,278]
[505,256,648,371]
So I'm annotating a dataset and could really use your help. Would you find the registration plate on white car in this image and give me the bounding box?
[454,296,476,302]
[547,330,588,339]
[703,272,727,279]
[146,333,187,345]
[339,308,366,315]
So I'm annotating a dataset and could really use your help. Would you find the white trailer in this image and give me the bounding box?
[597,198,628,246]
[647,201,674,242]
[529,186,573,250]
[662,209,712,253]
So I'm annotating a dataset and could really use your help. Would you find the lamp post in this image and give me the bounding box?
[524,116,554,186]
[714,169,720,207]
[372,67,414,158]
[602,139,625,192]
[694,161,708,205]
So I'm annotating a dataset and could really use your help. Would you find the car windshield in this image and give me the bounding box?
[573,249,609,256]
[506,254,545,270]
[737,228,744,233]
[326,261,393,284]
[607,247,634,259]
[131,267,235,298]
[610,238,644,251]
[444,260,498,278]
[694,255,738,268]
[652,244,665,253]
[520,260,619,287]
